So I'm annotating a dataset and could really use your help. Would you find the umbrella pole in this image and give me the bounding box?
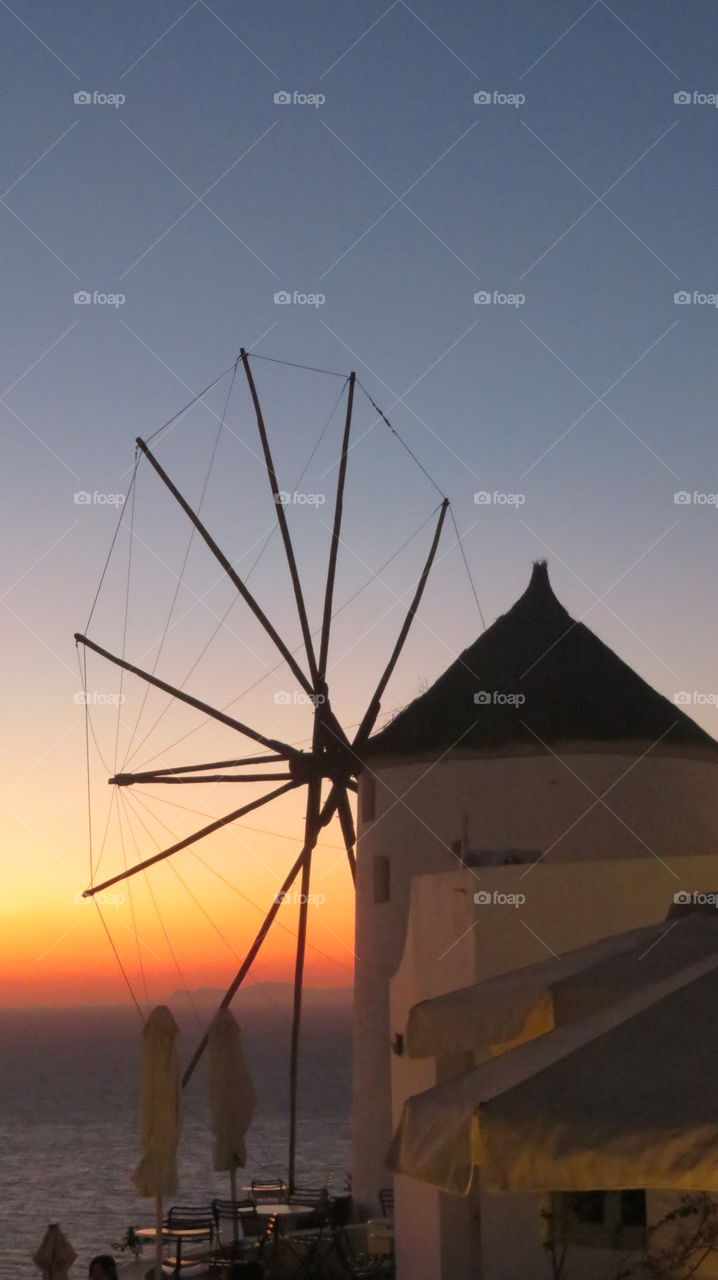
[155,1194,163,1280]
[230,1167,238,1243]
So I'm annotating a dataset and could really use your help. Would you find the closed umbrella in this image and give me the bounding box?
[132,1005,182,1280]
[33,1223,77,1280]
[208,1008,256,1224]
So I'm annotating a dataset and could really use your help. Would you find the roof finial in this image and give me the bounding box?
[529,559,550,590]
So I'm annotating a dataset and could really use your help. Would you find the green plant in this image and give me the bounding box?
[541,1203,570,1279]
[612,1194,718,1279]
[542,1194,718,1280]
[113,1226,145,1260]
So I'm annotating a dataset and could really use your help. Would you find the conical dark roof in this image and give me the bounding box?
[367,561,718,758]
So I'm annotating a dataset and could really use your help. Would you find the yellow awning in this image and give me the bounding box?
[390,944,718,1195]
[405,915,718,1059]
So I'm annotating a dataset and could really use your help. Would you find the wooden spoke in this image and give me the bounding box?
[240,350,320,691]
[181,781,343,1090]
[136,437,315,697]
[353,498,449,752]
[83,781,298,896]
[337,788,357,885]
[109,753,289,785]
[318,371,355,680]
[75,633,295,757]
[111,772,293,786]
[126,754,290,773]
[337,787,356,849]
[288,771,322,1191]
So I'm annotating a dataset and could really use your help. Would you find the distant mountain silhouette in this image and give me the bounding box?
[165,982,353,1012]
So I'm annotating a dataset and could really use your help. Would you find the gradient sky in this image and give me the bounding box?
[2,0,718,1005]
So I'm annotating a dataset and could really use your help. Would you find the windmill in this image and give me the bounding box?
[75,347,449,1189]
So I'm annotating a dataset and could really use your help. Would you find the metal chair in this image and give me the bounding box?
[162,1205,214,1275]
[378,1188,394,1221]
[250,1179,288,1204]
[286,1188,329,1232]
[211,1198,260,1266]
[278,1222,335,1279]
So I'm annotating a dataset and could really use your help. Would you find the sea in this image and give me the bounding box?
[0,1000,352,1278]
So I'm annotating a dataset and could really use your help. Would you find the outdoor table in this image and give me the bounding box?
[133,1224,212,1272]
[250,1204,322,1271]
[253,1202,316,1227]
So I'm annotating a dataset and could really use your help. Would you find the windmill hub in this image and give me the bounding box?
[289,748,358,787]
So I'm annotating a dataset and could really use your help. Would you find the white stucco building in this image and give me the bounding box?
[352,561,718,1277]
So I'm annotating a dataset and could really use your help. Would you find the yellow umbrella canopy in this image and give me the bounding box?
[390,950,718,1195]
[208,1007,257,1174]
[132,1004,182,1197]
[33,1223,77,1280]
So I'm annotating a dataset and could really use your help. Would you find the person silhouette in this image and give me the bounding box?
[88,1258,118,1280]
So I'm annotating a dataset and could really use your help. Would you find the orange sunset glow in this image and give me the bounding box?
[0,763,356,1005]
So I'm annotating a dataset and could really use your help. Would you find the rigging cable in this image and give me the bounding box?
[113,461,138,774]
[131,505,439,773]
[246,352,347,379]
[120,790,202,1025]
[356,379,446,501]
[356,378,487,629]
[83,458,139,634]
[122,789,247,969]
[117,789,150,1007]
[124,793,297,1028]
[144,363,239,446]
[120,358,242,770]
[122,376,350,771]
[448,506,486,630]
[78,644,94,887]
[132,786,346,850]
[92,896,145,1021]
[126,786,353,978]
[87,766,120,887]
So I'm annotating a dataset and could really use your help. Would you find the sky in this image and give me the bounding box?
[1,0,718,1005]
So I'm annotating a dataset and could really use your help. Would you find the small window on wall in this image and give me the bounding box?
[362,773,376,822]
[548,1190,646,1248]
[373,855,391,903]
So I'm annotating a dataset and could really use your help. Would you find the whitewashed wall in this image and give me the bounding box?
[388,855,718,1280]
[353,745,718,1215]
